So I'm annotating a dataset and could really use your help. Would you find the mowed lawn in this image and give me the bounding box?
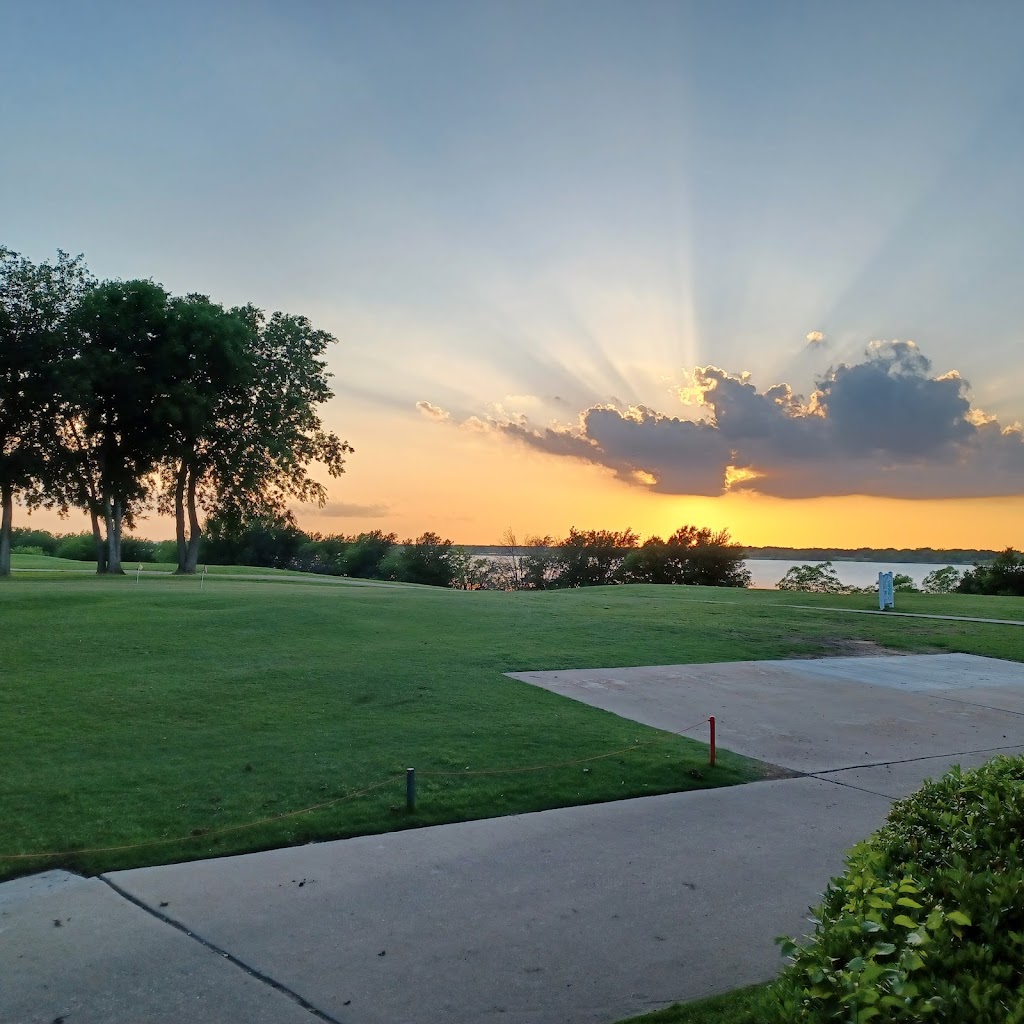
[2,573,1021,881]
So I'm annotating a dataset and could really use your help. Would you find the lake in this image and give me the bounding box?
[479,553,974,590]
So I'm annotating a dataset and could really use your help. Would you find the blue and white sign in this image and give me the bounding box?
[878,571,895,610]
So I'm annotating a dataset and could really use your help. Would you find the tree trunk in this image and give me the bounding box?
[183,467,202,573]
[109,499,124,574]
[0,484,13,578]
[173,464,203,574]
[172,462,188,573]
[102,497,125,574]
[91,508,106,574]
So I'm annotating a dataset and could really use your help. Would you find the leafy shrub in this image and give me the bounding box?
[772,755,1024,1022]
[12,545,45,555]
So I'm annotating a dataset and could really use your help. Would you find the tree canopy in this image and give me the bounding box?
[0,245,352,575]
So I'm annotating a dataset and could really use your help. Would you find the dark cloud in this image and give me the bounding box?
[443,340,1024,499]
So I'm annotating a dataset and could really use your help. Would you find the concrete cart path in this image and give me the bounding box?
[509,653,1024,774]
[102,778,889,1024]
[5,653,1024,1024]
[0,870,317,1024]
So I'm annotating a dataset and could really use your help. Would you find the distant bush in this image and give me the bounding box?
[120,537,156,563]
[152,540,178,563]
[771,755,1024,1022]
[11,528,60,555]
[55,533,96,561]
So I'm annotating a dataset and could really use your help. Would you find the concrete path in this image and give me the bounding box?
[4,653,1023,1024]
[509,654,1024,774]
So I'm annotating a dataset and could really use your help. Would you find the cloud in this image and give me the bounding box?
[317,501,391,518]
[806,331,826,345]
[416,400,451,421]
[429,340,1024,499]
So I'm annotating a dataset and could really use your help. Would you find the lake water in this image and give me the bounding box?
[745,559,974,591]
[481,554,974,590]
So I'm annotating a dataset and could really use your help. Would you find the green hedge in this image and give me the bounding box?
[772,755,1024,1023]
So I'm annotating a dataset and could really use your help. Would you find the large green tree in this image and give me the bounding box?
[0,247,93,576]
[155,295,254,574]
[60,279,177,573]
[157,306,352,573]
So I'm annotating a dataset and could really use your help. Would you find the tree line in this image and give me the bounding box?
[6,521,752,591]
[0,246,350,576]
[236,522,750,589]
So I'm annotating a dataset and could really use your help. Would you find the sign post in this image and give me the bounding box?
[878,571,895,610]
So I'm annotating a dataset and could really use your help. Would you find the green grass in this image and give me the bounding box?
[1,577,1021,881]
[9,552,321,577]
[618,984,773,1023]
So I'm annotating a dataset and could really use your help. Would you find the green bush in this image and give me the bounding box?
[772,756,1024,1022]
[12,545,45,555]
[55,532,97,561]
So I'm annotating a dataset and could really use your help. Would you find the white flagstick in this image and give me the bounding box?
[201,565,208,591]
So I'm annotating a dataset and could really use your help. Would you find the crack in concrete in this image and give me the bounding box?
[809,742,1024,776]
[99,876,351,1024]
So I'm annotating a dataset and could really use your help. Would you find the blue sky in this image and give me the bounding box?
[4,1,1023,543]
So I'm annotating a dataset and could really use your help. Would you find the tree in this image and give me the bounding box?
[552,527,639,588]
[202,513,305,569]
[922,565,962,594]
[449,546,492,590]
[155,294,254,574]
[344,530,397,578]
[958,549,1024,597]
[380,532,456,587]
[492,528,527,590]
[684,528,752,588]
[520,535,559,590]
[892,573,917,593]
[777,561,847,593]
[621,526,750,588]
[0,247,93,576]
[59,279,178,573]
[158,306,352,574]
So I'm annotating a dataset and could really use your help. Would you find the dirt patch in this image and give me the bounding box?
[794,637,904,659]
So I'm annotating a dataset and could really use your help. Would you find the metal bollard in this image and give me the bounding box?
[406,767,416,812]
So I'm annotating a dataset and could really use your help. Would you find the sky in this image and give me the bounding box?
[3,0,1023,548]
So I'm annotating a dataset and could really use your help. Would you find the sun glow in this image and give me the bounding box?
[724,465,764,490]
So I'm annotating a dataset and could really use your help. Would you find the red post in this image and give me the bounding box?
[709,716,716,767]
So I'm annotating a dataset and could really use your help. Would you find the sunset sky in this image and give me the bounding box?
[3,1,1023,548]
